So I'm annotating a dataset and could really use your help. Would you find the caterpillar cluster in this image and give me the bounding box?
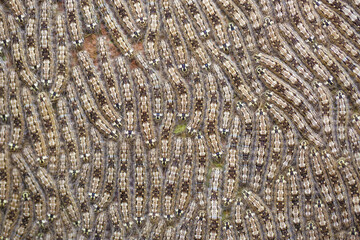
[0,0,359,239]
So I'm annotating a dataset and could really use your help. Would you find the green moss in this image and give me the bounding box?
[213,162,224,168]
[222,210,230,221]
[174,123,187,135]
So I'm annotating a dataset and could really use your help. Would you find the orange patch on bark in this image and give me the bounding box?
[79,24,146,70]
[130,60,139,69]
[133,41,144,52]
[83,34,98,66]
